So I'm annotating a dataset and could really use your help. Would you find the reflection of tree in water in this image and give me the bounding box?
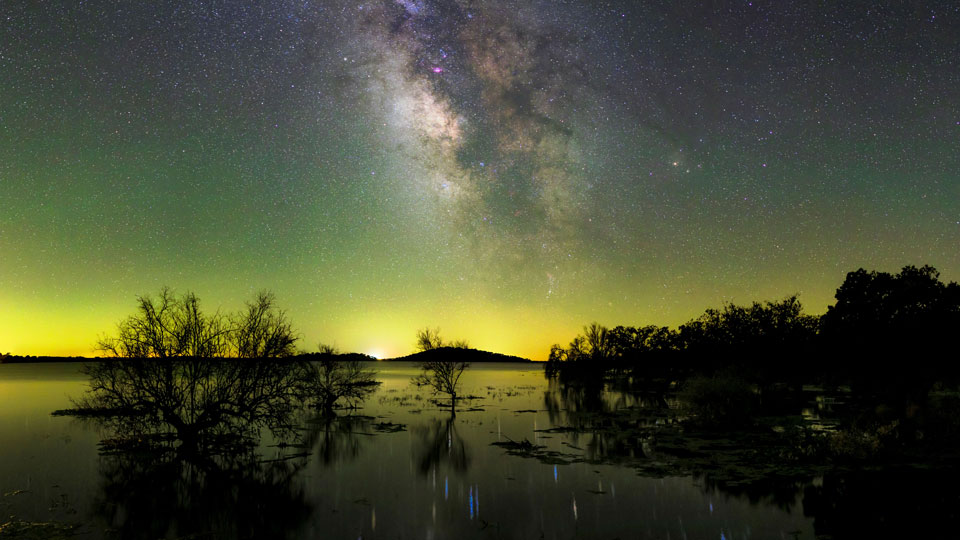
[697,474,806,513]
[67,358,336,539]
[303,414,374,466]
[543,379,669,462]
[93,449,311,539]
[413,415,469,475]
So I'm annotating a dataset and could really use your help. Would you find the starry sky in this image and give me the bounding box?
[2,1,958,359]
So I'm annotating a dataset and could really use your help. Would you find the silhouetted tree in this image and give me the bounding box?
[96,287,231,358]
[820,264,960,391]
[676,295,818,384]
[301,343,380,415]
[317,342,338,355]
[232,291,298,358]
[567,335,587,360]
[584,322,613,362]
[448,338,471,349]
[97,288,299,359]
[414,327,469,351]
[69,358,306,453]
[412,349,470,414]
[544,343,569,377]
[415,327,444,352]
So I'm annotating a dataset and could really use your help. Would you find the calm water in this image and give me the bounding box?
[2,361,816,538]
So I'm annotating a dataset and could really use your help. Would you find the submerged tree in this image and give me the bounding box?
[301,343,381,415]
[411,329,470,412]
[69,358,306,453]
[413,356,470,413]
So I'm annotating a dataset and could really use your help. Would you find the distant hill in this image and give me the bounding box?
[384,347,532,363]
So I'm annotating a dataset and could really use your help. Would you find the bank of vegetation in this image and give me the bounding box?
[542,265,960,478]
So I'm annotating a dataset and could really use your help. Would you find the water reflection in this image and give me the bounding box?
[21,361,951,537]
[303,414,374,465]
[698,474,806,513]
[65,359,323,539]
[92,449,311,539]
[542,378,668,462]
[413,414,469,475]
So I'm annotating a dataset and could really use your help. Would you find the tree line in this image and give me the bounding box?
[546,265,960,392]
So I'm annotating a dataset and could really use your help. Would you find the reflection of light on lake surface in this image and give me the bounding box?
[0,362,824,538]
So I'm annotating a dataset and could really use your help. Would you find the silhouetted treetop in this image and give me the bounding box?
[414,327,469,352]
[96,287,299,359]
[822,265,960,342]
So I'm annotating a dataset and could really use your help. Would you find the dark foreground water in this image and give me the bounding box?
[0,361,948,539]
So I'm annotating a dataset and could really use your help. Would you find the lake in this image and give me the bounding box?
[0,360,945,539]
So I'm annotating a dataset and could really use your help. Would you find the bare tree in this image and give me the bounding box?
[415,327,444,352]
[96,287,230,358]
[69,358,305,452]
[96,288,297,359]
[584,322,612,361]
[415,327,469,351]
[412,356,469,414]
[231,291,298,358]
[448,339,470,349]
[411,327,471,412]
[317,342,338,355]
[301,343,380,414]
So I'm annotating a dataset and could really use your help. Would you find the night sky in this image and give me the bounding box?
[2,1,958,359]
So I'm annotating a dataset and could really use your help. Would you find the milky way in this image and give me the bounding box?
[2,1,958,358]
[356,1,607,292]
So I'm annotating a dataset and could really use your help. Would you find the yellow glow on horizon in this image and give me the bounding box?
[310,301,583,361]
[2,273,843,361]
[0,302,119,357]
